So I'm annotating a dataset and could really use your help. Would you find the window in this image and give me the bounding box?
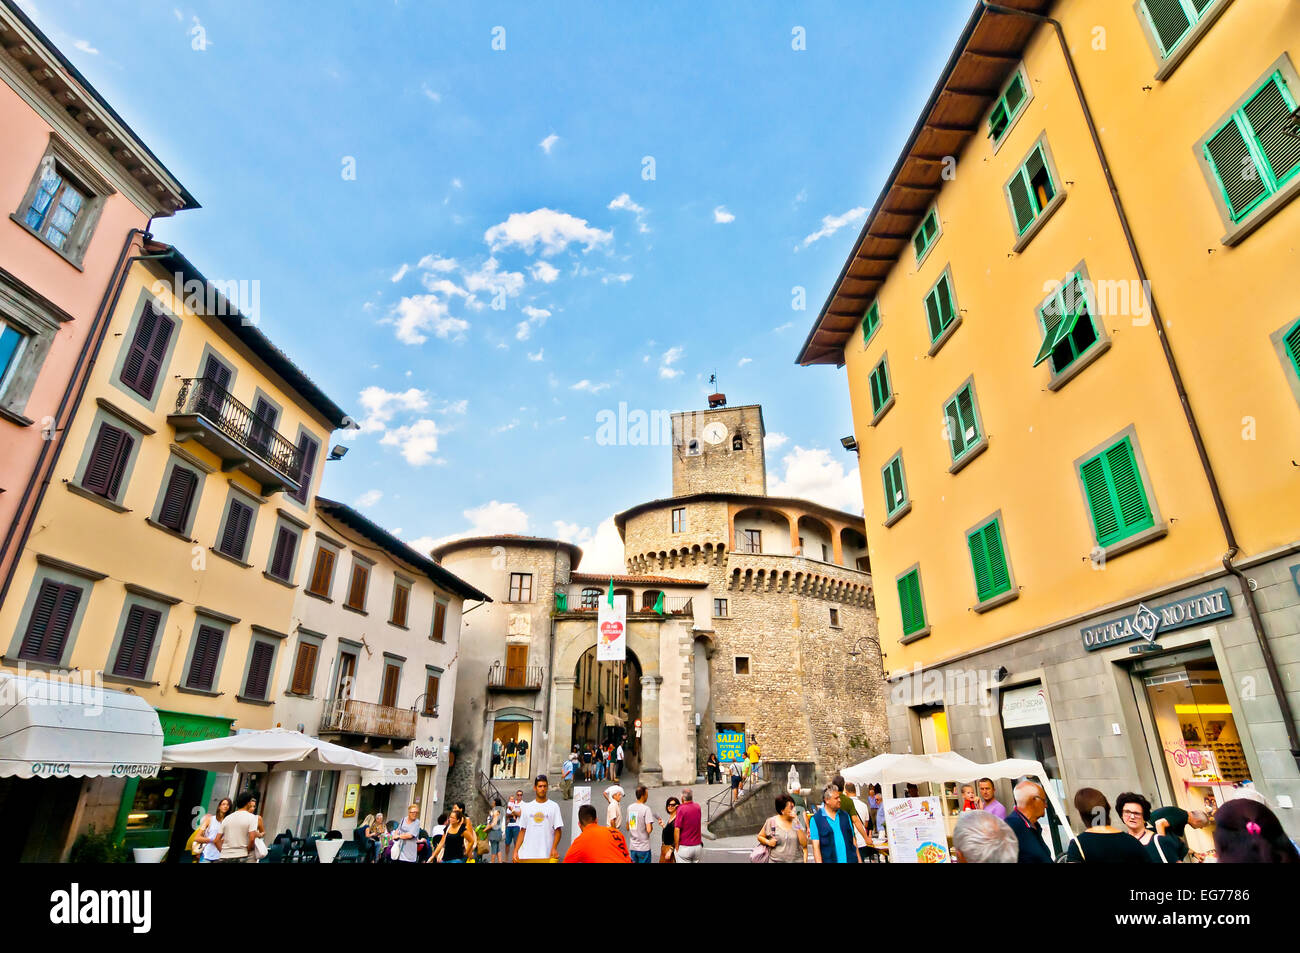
[345,560,371,611]
[738,529,761,554]
[1078,435,1157,549]
[714,598,728,617]
[641,589,664,611]
[247,394,281,459]
[111,603,162,680]
[1285,319,1300,378]
[0,320,30,400]
[672,507,685,533]
[912,207,940,264]
[288,431,320,505]
[432,600,447,641]
[307,545,337,597]
[869,355,893,420]
[1200,68,1300,227]
[1033,271,1102,378]
[732,433,744,451]
[882,451,909,522]
[23,162,85,251]
[289,638,320,696]
[1138,0,1223,60]
[14,137,112,267]
[391,580,412,627]
[17,579,84,664]
[923,270,959,347]
[216,497,256,562]
[734,656,750,675]
[1276,317,1300,404]
[580,587,602,609]
[266,524,300,583]
[829,607,840,628]
[242,639,276,701]
[509,572,533,602]
[423,671,440,716]
[943,379,985,468]
[967,516,1013,605]
[81,421,134,502]
[505,645,528,687]
[686,439,701,456]
[988,68,1029,145]
[896,567,928,639]
[1006,141,1060,238]
[185,624,225,691]
[118,302,175,402]
[155,464,200,534]
[861,300,881,346]
[380,660,402,707]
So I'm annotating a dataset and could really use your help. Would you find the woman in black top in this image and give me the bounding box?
[431,802,476,863]
[660,797,679,864]
[1066,788,1151,863]
[1116,792,1181,863]
[706,753,720,784]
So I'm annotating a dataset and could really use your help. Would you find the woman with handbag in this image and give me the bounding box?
[430,802,476,863]
[393,803,423,863]
[659,796,680,864]
[755,793,807,863]
[194,797,232,863]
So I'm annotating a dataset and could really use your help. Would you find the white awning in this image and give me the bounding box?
[0,672,163,780]
[361,754,418,786]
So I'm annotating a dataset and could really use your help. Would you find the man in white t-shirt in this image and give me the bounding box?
[604,784,624,829]
[625,784,659,863]
[512,775,564,863]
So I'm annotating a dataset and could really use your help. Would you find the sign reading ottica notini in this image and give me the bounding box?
[1080,587,1232,652]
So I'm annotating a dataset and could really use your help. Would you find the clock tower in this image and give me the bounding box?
[670,396,767,496]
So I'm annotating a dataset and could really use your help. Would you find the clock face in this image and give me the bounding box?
[702,422,728,445]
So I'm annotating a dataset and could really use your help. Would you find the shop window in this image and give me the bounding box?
[492,718,533,780]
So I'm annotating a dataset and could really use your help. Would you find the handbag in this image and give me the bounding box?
[749,819,774,863]
[390,839,403,861]
[253,837,268,860]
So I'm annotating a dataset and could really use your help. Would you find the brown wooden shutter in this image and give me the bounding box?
[197,356,232,421]
[309,547,335,596]
[269,526,297,580]
[120,302,174,399]
[157,466,198,532]
[380,663,400,707]
[347,563,369,609]
[83,423,134,499]
[423,674,439,715]
[291,641,318,694]
[244,641,275,700]
[391,583,409,626]
[186,625,224,689]
[432,600,446,641]
[289,434,319,504]
[19,580,82,663]
[249,397,277,456]
[505,645,527,688]
[112,604,161,679]
[219,500,253,559]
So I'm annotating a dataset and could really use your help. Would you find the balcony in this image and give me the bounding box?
[319,697,418,743]
[555,594,694,617]
[486,661,544,692]
[169,377,303,495]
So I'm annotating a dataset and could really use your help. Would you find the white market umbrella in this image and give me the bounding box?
[161,726,383,773]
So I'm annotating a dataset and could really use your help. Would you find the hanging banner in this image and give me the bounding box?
[597,595,627,661]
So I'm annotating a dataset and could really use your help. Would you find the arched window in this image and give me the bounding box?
[732,433,744,451]
[614,588,635,609]
[686,439,701,456]
[641,589,664,611]
[580,587,601,609]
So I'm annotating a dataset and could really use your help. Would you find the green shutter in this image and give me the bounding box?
[976,521,1011,601]
[988,101,1009,140]
[1033,277,1085,367]
[1285,320,1300,378]
[1242,76,1300,187]
[1081,456,1119,544]
[1143,0,1192,56]
[989,71,1027,142]
[944,397,965,458]
[1081,437,1155,547]
[1007,168,1036,234]
[925,288,944,340]
[862,301,880,343]
[1205,117,1269,220]
[898,570,925,635]
[956,384,979,448]
[1026,146,1054,209]
[1003,73,1026,115]
[883,456,905,516]
[968,530,992,602]
[870,363,887,413]
[913,210,938,262]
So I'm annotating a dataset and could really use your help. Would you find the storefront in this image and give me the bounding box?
[113,709,232,860]
[412,742,440,828]
[357,753,417,823]
[999,683,1069,853]
[491,716,533,780]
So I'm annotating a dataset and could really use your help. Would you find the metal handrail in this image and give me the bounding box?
[173,377,303,483]
[706,768,764,821]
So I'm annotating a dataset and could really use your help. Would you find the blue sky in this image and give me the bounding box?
[24,0,972,569]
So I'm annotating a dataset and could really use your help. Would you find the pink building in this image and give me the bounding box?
[0,0,196,599]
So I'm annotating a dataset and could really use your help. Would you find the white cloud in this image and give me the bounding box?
[527,348,545,362]
[794,188,808,207]
[738,357,752,367]
[484,209,612,256]
[421,83,441,103]
[515,304,552,341]
[539,133,559,154]
[554,517,624,573]
[417,254,458,273]
[772,321,794,333]
[530,260,559,283]
[768,446,863,514]
[389,295,470,345]
[355,386,430,434]
[713,205,735,224]
[380,418,442,466]
[659,346,684,380]
[406,535,439,555]
[764,432,788,450]
[522,305,551,321]
[73,39,99,55]
[464,500,531,535]
[439,398,469,415]
[607,193,644,215]
[390,263,410,282]
[571,379,610,394]
[801,205,868,248]
[355,489,383,508]
[601,273,633,284]
[460,257,525,297]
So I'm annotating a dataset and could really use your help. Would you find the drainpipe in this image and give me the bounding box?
[0,229,173,608]
[981,1,1300,771]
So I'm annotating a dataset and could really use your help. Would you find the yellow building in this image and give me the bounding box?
[799,0,1300,845]
[0,243,349,859]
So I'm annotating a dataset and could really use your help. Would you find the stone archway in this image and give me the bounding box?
[570,645,643,775]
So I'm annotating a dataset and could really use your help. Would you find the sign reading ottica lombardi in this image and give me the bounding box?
[597,594,627,662]
[1081,587,1232,651]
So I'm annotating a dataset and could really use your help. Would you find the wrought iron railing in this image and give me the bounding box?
[173,377,303,485]
[486,661,544,690]
[319,697,418,741]
[559,595,694,616]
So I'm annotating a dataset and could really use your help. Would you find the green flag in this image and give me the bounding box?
[607,577,614,607]
[653,591,665,616]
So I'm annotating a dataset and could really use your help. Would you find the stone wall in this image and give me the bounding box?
[671,405,767,497]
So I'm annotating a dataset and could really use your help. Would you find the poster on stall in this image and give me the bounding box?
[572,786,591,832]
[597,595,627,661]
[882,797,951,864]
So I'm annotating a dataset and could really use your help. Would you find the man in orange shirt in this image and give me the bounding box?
[562,805,632,863]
